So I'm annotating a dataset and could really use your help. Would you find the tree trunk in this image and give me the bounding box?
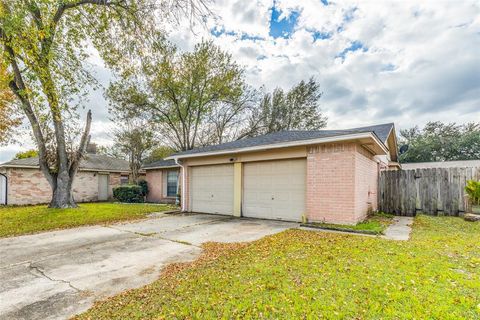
[49,170,77,208]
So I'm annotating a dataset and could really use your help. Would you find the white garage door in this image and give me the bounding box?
[243,159,306,221]
[190,164,234,215]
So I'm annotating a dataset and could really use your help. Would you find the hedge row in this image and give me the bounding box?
[113,181,148,203]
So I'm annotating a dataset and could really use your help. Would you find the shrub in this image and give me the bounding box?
[113,185,144,203]
[465,180,480,205]
[138,180,149,196]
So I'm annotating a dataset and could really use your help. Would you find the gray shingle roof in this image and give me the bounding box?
[0,153,131,172]
[171,123,394,157]
[142,159,178,169]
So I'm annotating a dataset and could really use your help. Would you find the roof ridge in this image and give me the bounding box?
[0,153,131,172]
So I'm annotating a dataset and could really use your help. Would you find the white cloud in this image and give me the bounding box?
[1,0,479,160]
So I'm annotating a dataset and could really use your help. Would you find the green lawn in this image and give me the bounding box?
[76,215,480,319]
[0,203,175,238]
[307,212,394,234]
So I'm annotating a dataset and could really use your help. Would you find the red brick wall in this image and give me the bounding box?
[354,146,379,221]
[72,171,101,202]
[306,143,357,224]
[305,142,379,224]
[146,170,164,202]
[7,168,52,205]
[6,168,124,205]
[145,169,181,204]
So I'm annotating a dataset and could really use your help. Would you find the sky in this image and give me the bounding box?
[1,0,480,162]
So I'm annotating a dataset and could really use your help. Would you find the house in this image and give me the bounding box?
[146,123,398,224]
[0,147,133,206]
[142,159,180,204]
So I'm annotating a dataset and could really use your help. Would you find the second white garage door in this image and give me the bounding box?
[190,164,234,215]
[243,159,306,221]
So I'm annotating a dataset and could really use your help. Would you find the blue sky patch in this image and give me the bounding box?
[211,27,224,37]
[240,33,265,41]
[310,30,332,41]
[269,6,300,39]
[337,40,367,60]
[337,7,358,32]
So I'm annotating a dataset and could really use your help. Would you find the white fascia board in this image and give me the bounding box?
[80,168,131,174]
[143,165,180,171]
[0,164,131,174]
[0,164,39,169]
[167,132,388,160]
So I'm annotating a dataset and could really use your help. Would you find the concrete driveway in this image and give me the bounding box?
[0,213,296,320]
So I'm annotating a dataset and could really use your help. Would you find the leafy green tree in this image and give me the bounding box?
[112,124,156,183]
[14,150,39,160]
[399,122,480,163]
[0,64,20,145]
[107,76,157,181]
[96,145,126,160]
[0,0,207,208]
[144,146,176,163]
[246,77,327,136]
[110,40,246,151]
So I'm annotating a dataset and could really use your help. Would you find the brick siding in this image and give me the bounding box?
[145,169,181,204]
[146,170,164,202]
[306,142,379,224]
[354,146,379,221]
[5,168,124,205]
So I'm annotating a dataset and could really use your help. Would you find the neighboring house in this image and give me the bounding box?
[152,123,398,225]
[401,160,480,170]
[0,148,134,205]
[143,159,180,204]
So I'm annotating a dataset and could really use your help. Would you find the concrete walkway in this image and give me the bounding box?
[0,213,296,320]
[382,216,414,241]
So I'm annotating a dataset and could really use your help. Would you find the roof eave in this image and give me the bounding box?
[167,132,389,160]
[385,125,399,161]
[0,164,132,173]
[143,165,180,170]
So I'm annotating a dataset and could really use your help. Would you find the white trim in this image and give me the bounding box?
[0,164,132,174]
[0,164,39,169]
[80,169,133,174]
[167,132,388,160]
[383,125,399,161]
[175,158,187,212]
[143,165,180,170]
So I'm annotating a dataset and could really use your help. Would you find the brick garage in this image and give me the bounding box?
[163,123,399,224]
[0,153,133,206]
[306,142,379,224]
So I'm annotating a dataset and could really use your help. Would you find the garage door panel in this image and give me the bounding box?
[243,159,306,222]
[244,205,272,217]
[190,164,234,215]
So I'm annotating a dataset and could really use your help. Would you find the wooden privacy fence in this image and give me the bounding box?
[379,167,480,216]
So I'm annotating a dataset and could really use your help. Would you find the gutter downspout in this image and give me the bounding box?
[174,158,187,212]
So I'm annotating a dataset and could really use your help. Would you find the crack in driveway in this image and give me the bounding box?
[1,214,294,320]
[28,263,82,292]
[103,216,231,247]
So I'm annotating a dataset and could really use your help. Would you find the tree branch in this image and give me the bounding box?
[69,109,92,177]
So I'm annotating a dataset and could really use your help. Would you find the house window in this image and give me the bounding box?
[166,171,178,197]
[120,175,129,185]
